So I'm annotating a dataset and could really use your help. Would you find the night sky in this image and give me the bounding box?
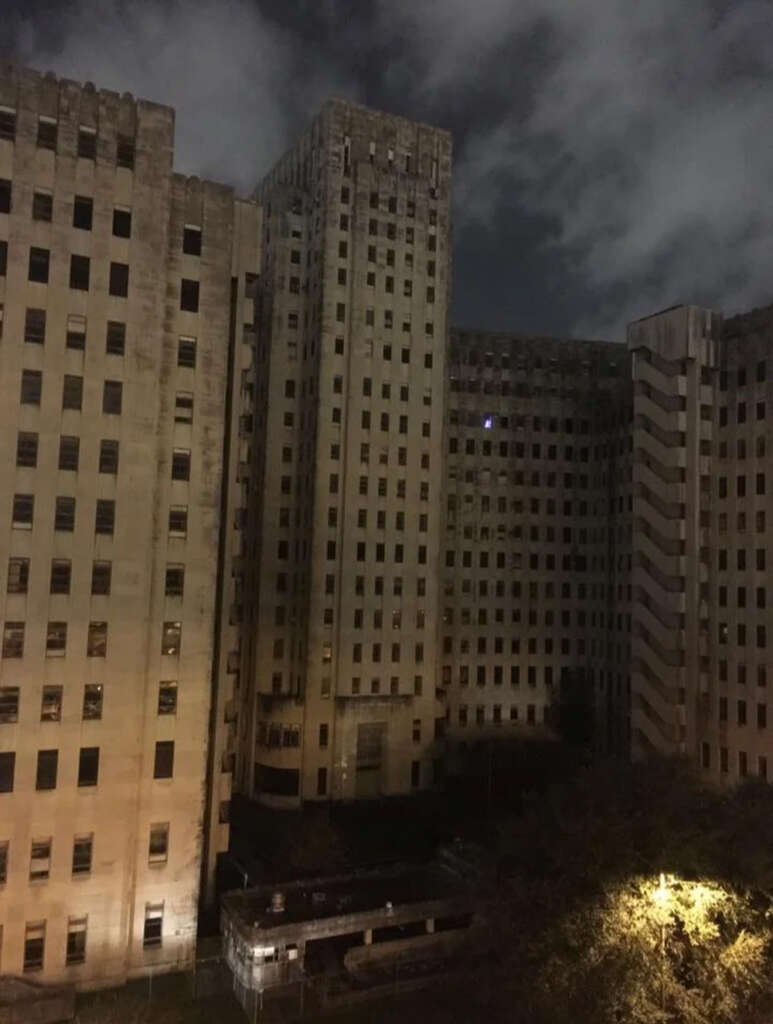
[5,0,773,342]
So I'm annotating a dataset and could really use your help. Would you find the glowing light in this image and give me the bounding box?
[483,416,493,429]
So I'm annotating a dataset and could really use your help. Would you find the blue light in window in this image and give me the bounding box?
[483,416,493,429]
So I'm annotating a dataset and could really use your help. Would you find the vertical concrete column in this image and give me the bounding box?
[363,929,373,945]
[426,918,435,934]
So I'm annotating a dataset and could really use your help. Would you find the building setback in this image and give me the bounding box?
[2,61,773,994]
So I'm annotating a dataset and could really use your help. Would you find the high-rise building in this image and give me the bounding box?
[238,100,452,805]
[0,64,259,988]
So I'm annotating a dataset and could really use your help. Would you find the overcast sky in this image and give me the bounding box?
[6,0,773,341]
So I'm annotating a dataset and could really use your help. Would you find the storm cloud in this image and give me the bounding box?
[7,0,773,340]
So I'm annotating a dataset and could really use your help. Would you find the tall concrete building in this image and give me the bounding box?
[0,65,259,988]
[238,100,452,805]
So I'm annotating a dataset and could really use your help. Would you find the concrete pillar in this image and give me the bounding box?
[364,929,372,945]
[426,918,435,934]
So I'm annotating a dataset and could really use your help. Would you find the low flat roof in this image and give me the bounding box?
[223,864,463,934]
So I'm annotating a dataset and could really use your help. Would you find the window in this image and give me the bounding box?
[116,134,135,169]
[82,685,103,721]
[78,747,99,787]
[172,449,190,481]
[411,761,420,788]
[66,917,87,965]
[76,125,96,158]
[165,565,185,597]
[12,493,34,529]
[36,114,57,148]
[162,622,181,656]
[158,680,178,715]
[0,239,6,275]
[1,621,24,659]
[143,904,163,947]
[32,190,52,221]
[105,321,126,355]
[55,497,76,531]
[7,558,29,594]
[46,621,67,655]
[0,752,15,792]
[0,687,19,723]
[62,375,83,410]
[40,686,62,722]
[95,499,115,535]
[16,431,38,467]
[66,314,86,349]
[112,207,131,238]
[319,723,329,748]
[68,254,90,290]
[50,559,72,594]
[0,106,15,140]
[149,823,169,864]
[180,279,199,312]
[24,922,46,972]
[24,308,46,344]
[169,506,188,536]
[154,741,174,779]
[178,336,196,368]
[0,839,7,883]
[28,246,50,283]
[73,195,93,230]
[36,751,58,791]
[58,435,79,470]
[183,226,201,255]
[87,622,107,658]
[72,835,92,876]
[99,439,119,474]
[21,370,42,405]
[174,392,193,423]
[0,178,10,214]
[102,380,123,414]
[91,561,112,595]
[109,262,129,297]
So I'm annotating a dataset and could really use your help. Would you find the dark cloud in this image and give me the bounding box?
[6,0,773,340]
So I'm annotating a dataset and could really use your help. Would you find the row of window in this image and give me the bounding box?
[0,740,175,793]
[8,497,190,536]
[456,703,542,725]
[15,434,118,471]
[0,680,176,723]
[341,185,439,221]
[450,438,595,460]
[19,371,123,410]
[0,109,134,165]
[5,558,184,597]
[1,620,184,658]
[700,743,769,779]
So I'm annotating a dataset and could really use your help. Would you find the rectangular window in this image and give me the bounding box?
[174,392,193,423]
[177,336,196,368]
[30,838,52,882]
[16,431,38,467]
[41,686,62,722]
[77,747,100,787]
[0,106,16,140]
[24,922,45,972]
[105,321,126,355]
[98,439,119,474]
[180,279,199,312]
[165,565,185,597]
[77,126,96,158]
[116,133,135,168]
[21,370,42,405]
[69,254,90,290]
[161,622,181,656]
[55,497,76,531]
[0,839,7,883]
[102,380,123,414]
[7,558,29,594]
[50,559,71,594]
[24,308,46,344]
[66,314,86,350]
[0,687,19,723]
[109,262,129,297]
[82,685,103,721]
[87,622,107,658]
[62,374,83,410]
[95,499,115,535]
[72,195,93,230]
[153,741,174,779]
[66,917,87,965]
[28,246,50,283]
[158,680,178,715]
[143,904,163,947]
[0,178,10,212]
[0,239,6,275]
[112,207,131,238]
[168,506,188,536]
[36,751,58,791]
[0,752,15,792]
[58,435,80,470]
[46,621,67,655]
[183,226,201,255]
[149,823,169,864]
[171,449,190,481]
[72,834,93,876]
[91,561,112,595]
[37,116,57,149]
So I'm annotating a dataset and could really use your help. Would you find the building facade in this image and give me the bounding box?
[0,65,259,987]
